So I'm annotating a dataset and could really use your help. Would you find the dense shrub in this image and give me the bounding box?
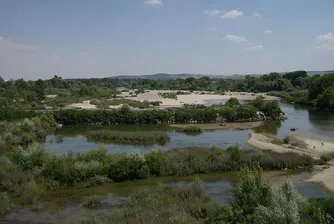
[0,192,11,215]
[108,152,149,181]
[0,114,56,152]
[232,167,272,223]
[144,150,167,176]
[254,182,305,224]
[86,130,170,145]
[183,126,202,133]
[20,181,43,205]
[53,98,283,125]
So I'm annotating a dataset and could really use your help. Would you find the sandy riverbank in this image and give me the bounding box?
[307,160,334,194]
[246,133,334,193]
[124,90,279,108]
[170,122,263,130]
[65,90,279,109]
[246,133,320,158]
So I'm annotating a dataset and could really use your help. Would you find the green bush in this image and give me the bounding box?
[86,130,170,145]
[225,97,240,107]
[0,192,11,215]
[11,144,50,171]
[254,182,305,224]
[20,181,43,205]
[108,152,149,181]
[144,150,167,176]
[232,167,272,223]
[300,198,334,224]
[183,126,202,133]
[283,136,291,144]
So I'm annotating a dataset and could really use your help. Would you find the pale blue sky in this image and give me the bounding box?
[1,0,334,80]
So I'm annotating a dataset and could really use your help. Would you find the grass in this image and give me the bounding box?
[183,126,202,133]
[82,170,334,224]
[82,178,210,224]
[20,181,44,205]
[86,130,171,145]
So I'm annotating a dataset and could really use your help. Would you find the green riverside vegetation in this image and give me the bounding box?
[52,98,283,125]
[1,71,333,111]
[183,126,202,133]
[0,114,333,221]
[83,167,334,224]
[86,130,170,145]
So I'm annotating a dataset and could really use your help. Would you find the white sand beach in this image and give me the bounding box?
[124,90,279,108]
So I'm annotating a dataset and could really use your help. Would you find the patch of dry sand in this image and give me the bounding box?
[124,90,279,108]
[170,122,263,130]
[246,133,334,193]
[246,133,318,158]
[307,160,334,194]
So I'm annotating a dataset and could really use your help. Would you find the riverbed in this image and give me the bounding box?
[2,102,334,223]
[44,102,334,154]
[2,170,332,224]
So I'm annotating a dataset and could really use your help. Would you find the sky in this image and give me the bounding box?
[1,0,334,80]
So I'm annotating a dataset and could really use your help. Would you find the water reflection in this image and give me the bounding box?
[253,121,282,135]
[3,171,331,224]
[43,102,334,154]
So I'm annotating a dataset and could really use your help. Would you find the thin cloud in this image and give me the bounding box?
[315,33,334,50]
[221,10,243,19]
[204,10,224,16]
[0,36,39,51]
[264,30,273,34]
[224,34,248,42]
[252,13,262,18]
[245,45,264,51]
[144,0,162,5]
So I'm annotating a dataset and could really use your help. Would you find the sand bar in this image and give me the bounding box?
[247,133,334,193]
[124,90,279,108]
[170,122,263,130]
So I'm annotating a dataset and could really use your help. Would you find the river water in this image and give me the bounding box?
[2,102,334,223]
[2,171,332,224]
[44,102,334,154]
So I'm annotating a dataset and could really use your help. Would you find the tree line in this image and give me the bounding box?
[1,70,333,110]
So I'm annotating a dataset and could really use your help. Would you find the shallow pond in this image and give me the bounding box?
[2,170,332,224]
[44,102,334,154]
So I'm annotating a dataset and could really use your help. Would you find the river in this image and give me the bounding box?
[1,102,334,223]
[44,102,334,154]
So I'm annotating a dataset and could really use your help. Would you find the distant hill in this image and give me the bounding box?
[114,73,246,80]
[113,71,333,80]
[307,70,334,76]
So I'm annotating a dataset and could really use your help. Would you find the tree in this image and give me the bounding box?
[254,182,305,224]
[232,167,272,223]
[261,101,282,118]
[35,79,46,99]
[316,88,334,109]
[282,71,307,87]
[225,97,240,107]
[0,76,4,87]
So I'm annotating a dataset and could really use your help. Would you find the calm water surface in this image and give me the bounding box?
[2,102,334,223]
[2,171,331,224]
[44,102,334,154]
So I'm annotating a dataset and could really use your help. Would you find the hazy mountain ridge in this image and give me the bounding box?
[114,71,333,80]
